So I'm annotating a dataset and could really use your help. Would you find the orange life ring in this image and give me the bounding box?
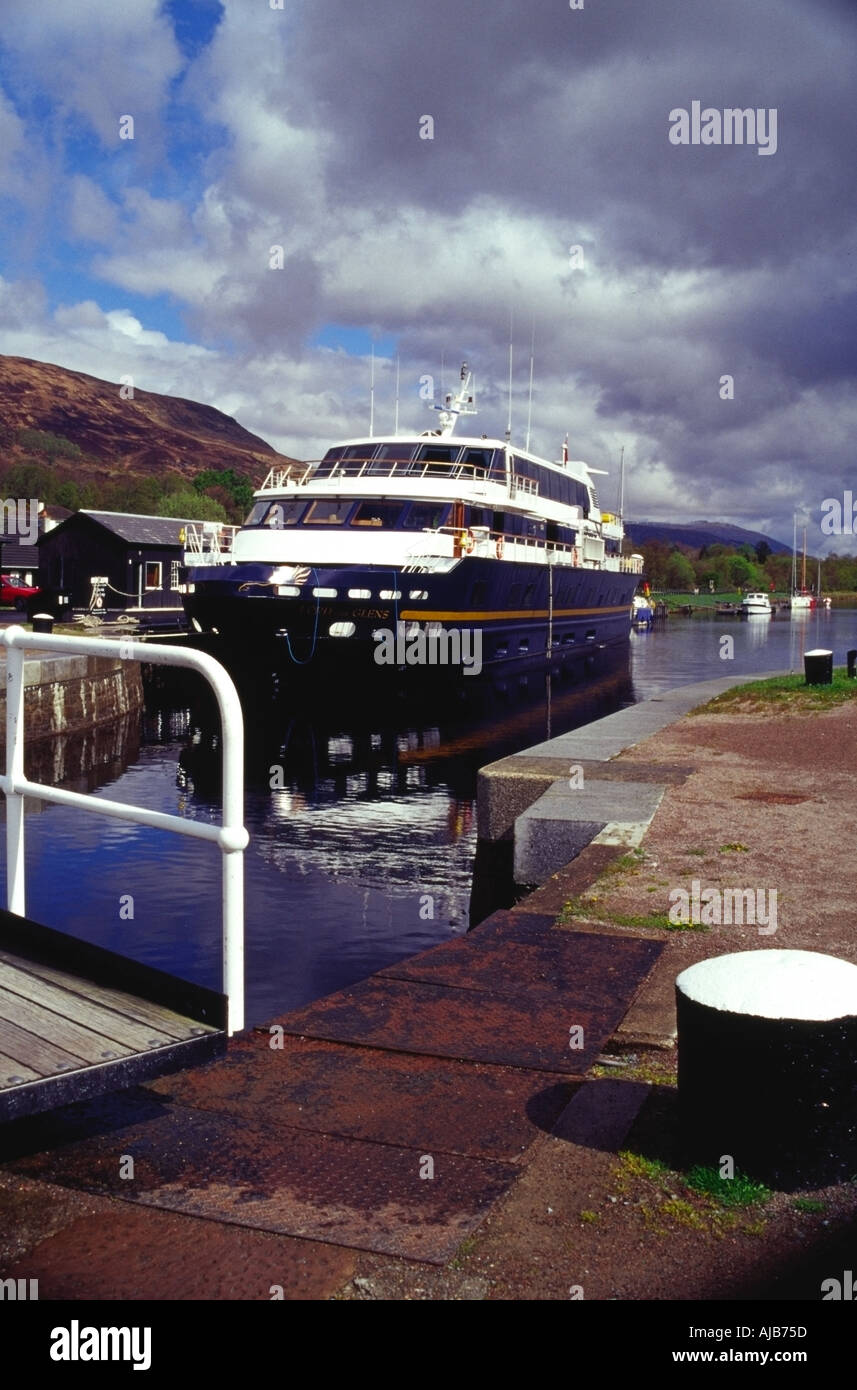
[495,536,505,559]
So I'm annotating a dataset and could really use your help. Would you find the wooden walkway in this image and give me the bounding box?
[0,908,226,1122]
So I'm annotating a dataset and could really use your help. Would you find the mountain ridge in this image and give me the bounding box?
[0,354,297,486]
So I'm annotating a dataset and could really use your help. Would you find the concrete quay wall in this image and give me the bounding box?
[0,652,145,746]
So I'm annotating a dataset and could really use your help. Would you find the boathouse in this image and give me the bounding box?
[37,509,192,616]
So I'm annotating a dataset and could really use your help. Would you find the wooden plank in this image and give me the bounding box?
[0,949,215,1040]
[0,985,134,1064]
[0,1051,41,1085]
[0,1016,88,1076]
[0,960,178,1051]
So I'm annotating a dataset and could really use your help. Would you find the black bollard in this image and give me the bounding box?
[804,648,833,685]
[848,650,857,679]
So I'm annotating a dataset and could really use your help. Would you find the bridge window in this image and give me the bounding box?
[246,500,306,528]
[351,501,406,528]
[304,500,351,525]
[403,502,451,530]
[415,444,459,464]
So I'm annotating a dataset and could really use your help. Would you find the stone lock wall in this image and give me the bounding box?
[0,654,145,746]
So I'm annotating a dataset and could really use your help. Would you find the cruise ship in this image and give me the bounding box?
[181,364,643,678]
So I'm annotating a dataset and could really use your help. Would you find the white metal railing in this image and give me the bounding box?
[182,521,240,565]
[0,628,249,1035]
[259,459,503,490]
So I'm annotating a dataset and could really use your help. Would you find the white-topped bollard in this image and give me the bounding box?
[677,950,857,1187]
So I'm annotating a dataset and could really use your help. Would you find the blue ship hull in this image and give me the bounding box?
[185,555,636,678]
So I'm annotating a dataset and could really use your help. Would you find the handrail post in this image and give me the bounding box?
[0,628,248,1036]
[5,641,25,916]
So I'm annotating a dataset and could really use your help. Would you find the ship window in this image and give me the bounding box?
[403,502,451,530]
[254,500,306,528]
[461,447,492,474]
[329,444,378,476]
[371,443,415,465]
[351,501,406,528]
[144,561,162,590]
[470,581,488,606]
[314,446,347,477]
[304,500,350,525]
[365,442,414,475]
[415,444,458,464]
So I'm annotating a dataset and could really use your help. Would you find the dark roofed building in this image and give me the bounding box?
[37,509,197,620]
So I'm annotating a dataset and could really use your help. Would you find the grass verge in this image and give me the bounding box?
[694,669,857,714]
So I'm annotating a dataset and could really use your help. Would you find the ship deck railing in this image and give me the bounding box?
[183,521,240,564]
[259,460,540,497]
[428,527,642,573]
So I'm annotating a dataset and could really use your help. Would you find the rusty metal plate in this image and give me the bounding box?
[0,1204,355,1300]
[380,926,662,1007]
[282,977,625,1074]
[148,1034,579,1162]
[6,1104,519,1264]
[468,911,561,938]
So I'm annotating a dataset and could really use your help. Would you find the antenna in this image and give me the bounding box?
[394,352,400,435]
[432,361,477,437]
[525,320,535,453]
[505,310,514,444]
[617,445,626,520]
[369,342,375,438]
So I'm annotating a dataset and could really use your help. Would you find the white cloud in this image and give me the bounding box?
[1,0,183,144]
[67,175,120,244]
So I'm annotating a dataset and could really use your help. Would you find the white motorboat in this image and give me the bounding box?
[741,591,772,615]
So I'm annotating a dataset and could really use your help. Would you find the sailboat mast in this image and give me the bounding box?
[791,514,797,594]
[802,527,807,591]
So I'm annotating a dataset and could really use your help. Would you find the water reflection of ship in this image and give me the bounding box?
[176,642,634,798]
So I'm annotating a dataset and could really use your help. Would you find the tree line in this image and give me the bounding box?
[635,537,857,593]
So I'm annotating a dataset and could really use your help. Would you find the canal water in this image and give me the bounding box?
[2,607,852,1026]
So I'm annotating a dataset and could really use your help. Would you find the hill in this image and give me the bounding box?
[625,519,791,556]
[0,355,297,488]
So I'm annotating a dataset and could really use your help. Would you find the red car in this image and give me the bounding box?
[1,575,41,611]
